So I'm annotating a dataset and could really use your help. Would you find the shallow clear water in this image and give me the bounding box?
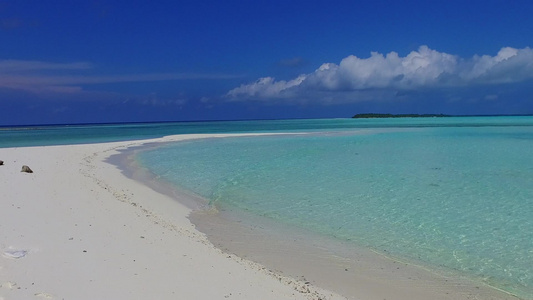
[137,118,533,299]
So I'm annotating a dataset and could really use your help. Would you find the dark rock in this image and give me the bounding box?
[21,165,33,173]
[0,160,3,165]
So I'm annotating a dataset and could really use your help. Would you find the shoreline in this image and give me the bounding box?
[191,203,522,300]
[0,134,342,300]
[0,134,523,300]
[115,134,521,300]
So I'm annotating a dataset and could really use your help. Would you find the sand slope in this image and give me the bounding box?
[0,136,343,300]
[0,134,521,300]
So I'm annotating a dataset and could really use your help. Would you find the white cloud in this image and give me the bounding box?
[227,75,306,99]
[464,47,533,84]
[227,46,533,102]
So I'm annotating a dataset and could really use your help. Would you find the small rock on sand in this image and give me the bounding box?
[21,165,33,173]
[0,160,4,165]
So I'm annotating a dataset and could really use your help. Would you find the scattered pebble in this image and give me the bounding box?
[21,165,33,173]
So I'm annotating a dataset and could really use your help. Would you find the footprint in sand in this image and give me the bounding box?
[2,249,28,259]
[35,292,54,299]
[1,283,54,299]
[0,281,17,289]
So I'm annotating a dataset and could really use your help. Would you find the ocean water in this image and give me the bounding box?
[134,117,533,299]
[2,116,532,298]
[2,116,532,148]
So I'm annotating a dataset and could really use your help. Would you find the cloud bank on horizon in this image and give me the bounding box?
[0,59,239,95]
[227,46,533,103]
[2,46,532,110]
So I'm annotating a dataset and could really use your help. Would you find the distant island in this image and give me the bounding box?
[352,113,450,119]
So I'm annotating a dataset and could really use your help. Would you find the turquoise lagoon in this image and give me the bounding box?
[2,116,532,298]
[134,117,533,299]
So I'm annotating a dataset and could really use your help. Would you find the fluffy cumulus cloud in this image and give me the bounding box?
[227,46,533,102]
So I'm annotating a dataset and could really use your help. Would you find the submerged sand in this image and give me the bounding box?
[0,134,521,300]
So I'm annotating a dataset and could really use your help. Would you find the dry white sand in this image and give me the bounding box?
[0,134,521,300]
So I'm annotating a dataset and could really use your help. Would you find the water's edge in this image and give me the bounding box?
[107,135,522,300]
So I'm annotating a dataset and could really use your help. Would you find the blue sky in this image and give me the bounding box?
[1,0,532,125]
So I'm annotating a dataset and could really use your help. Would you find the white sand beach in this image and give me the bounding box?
[0,134,520,300]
